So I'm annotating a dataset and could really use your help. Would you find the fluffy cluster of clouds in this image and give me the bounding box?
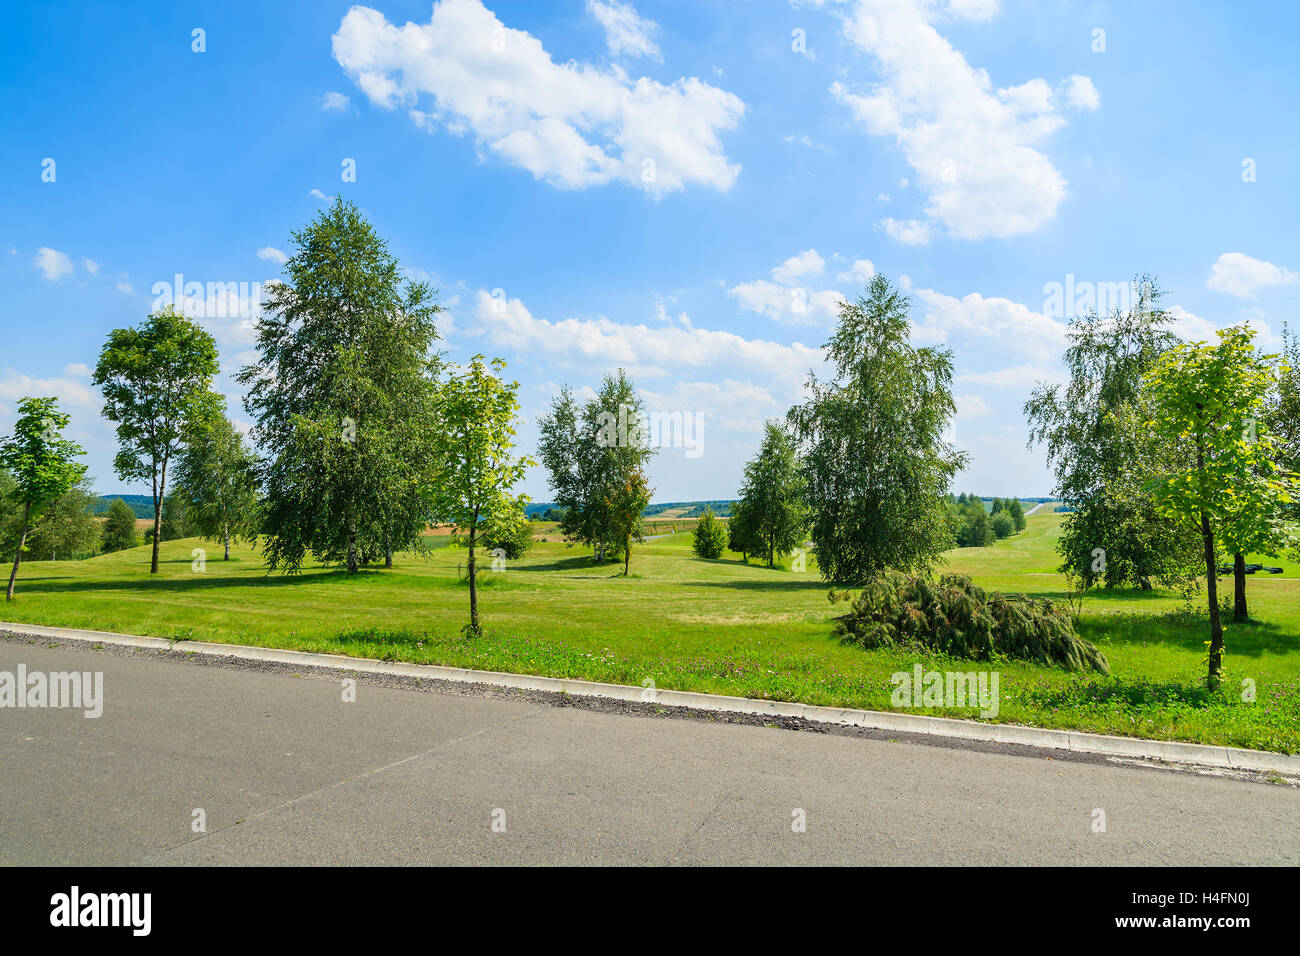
[330,0,744,196]
[1206,252,1298,300]
[587,0,661,60]
[727,249,854,326]
[815,0,1098,243]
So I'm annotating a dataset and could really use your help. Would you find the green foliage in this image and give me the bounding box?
[1269,323,1300,522]
[691,506,728,559]
[735,421,808,567]
[173,412,260,559]
[1,397,88,598]
[789,274,966,583]
[93,307,220,573]
[1145,324,1298,688]
[949,495,993,547]
[100,498,140,552]
[1025,279,1202,594]
[990,510,1015,539]
[22,480,101,560]
[538,370,655,569]
[476,500,536,560]
[237,198,442,573]
[145,496,189,543]
[1007,497,1026,531]
[727,497,758,558]
[428,355,534,631]
[831,572,1109,673]
[0,398,87,521]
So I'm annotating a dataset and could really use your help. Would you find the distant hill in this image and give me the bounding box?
[92,495,154,519]
[526,500,736,520]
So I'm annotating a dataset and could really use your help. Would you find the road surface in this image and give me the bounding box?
[2,637,1296,865]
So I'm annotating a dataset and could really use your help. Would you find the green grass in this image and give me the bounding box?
[3,512,1298,753]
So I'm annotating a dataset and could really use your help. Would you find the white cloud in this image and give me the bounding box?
[310,188,334,202]
[321,91,351,111]
[331,0,745,196]
[63,363,91,377]
[257,246,289,265]
[640,379,779,433]
[955,392,991,417]
[1169,305,1281,349]
[784,132,829,152]
[957,363,1061,389]
[472,289,824,383]
[81,258,100,275]
[587,0,662,61]
[728,249,846,325]
[1205,252,1298,300]
[828,0,1098,242]
[836,258,875,284]
[0,369,98,410]
[33,247,74,281]
[880,218,933,245]
[910,286,1069,363]
[1061,74,1100,111]
[728,280,846,325]
[116,281,134,294]
[772,249,825,285]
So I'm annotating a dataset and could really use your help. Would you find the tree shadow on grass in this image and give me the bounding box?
[680,579,832,592]
[11,568,383,595]
[513,555,603,573]
[1022,677,1226,712]
[1079,610,1298,658]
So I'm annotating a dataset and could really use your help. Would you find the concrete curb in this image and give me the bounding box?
[4,620,1297,775]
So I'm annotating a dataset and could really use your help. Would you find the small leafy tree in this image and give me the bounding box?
[477,501,536,561]
[1268,322,1300,520]
[990,510,1014,539]
[1,397,87,600]
[173,412,260,560]
[736,421,808,567]
[100,498,140,553]
[1007,497,1026,531]
[429,356,533,634]
[727,498,758,562]
[538,371,656,567]
[691,506,728,559]
[93,308,220,573]
[607,468,651,575]
[1145,326,1297,689]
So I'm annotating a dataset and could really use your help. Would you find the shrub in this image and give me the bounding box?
[831,571,1109,673]
[991,511,1014,539]
[100,498,139,552]
[692,506,727,559]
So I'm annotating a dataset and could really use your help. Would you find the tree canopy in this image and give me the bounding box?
[237,198,442,573]
[93,308,220,573]
[788,274,965,583]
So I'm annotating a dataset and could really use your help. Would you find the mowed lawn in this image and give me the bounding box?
[3,512,1298,753]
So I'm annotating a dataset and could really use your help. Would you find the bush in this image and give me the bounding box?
[481,516,535,560]
[990,511,1014,539]
[692,506,727,559]
[100,498,140,552]
[831,572,1109,673]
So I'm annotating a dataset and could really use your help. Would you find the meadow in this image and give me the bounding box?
[3,511,1297,753]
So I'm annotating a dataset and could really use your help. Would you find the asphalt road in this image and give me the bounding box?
[2,639,1297,865]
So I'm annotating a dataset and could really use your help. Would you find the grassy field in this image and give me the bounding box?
[3,511,1297,753]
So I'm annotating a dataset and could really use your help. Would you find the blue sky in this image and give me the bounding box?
[3,0,1298,502]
